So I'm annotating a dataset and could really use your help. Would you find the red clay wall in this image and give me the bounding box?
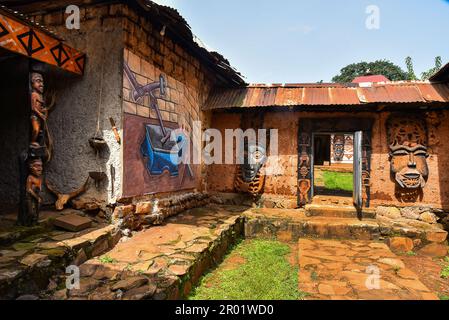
[206,109,449,210]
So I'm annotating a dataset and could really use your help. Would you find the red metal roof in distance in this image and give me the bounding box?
[352,75,390,83]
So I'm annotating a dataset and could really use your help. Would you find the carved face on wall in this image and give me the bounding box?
[387,116,429,190]
[241,143,267,183]
[333,134,345,162]
[31,73,44,94]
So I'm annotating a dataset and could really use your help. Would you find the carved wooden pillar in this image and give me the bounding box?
[18,65,49,226]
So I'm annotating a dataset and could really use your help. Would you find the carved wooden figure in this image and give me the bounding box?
[25,158,43,226]
[30,72,47,147]
[18,69,55,226]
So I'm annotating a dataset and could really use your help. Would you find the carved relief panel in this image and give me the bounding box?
[387,114,429,202]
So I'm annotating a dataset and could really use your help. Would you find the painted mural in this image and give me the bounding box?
[122,49,200,198]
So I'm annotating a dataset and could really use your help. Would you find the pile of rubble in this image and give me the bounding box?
[376,206,448,256]
[112,192,210,231]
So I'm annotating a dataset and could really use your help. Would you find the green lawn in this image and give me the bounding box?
[322,171,353,192]
[189,240,306,300]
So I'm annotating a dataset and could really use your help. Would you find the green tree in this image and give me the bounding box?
[405,56,418,80]
[404,56,443,81]
[421,56,442,80]
[332,60,409,83]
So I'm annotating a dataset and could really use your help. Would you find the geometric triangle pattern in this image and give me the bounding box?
[0,9,86,75]
[50,42,70,67]
[17,28,45,56]
[75,55,86,73]
[0,21,8,38]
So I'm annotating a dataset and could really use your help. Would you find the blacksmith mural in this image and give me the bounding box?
[122,49,200,197]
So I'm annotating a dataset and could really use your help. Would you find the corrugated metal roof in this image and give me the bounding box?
[204,82,449,110]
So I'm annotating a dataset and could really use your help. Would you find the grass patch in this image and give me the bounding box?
[322,171,353,192]
[99,255,117,264]
[441,265,449,279]
[189,239,305,300]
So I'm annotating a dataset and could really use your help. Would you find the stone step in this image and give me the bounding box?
[245,208,448,245]
[245,212,381,242]
[305,204,377,219]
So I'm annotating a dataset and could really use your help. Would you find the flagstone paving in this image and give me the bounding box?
[297,239,439,300]
[51,205,246,300]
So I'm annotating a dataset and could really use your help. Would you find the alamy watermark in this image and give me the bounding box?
[66,265,80,290]
[167,121,282,175]
[365,265,381,290]
[366,5,380,30]
[65,5,80,30]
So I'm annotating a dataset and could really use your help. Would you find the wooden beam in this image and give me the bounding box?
[0,8,86,75]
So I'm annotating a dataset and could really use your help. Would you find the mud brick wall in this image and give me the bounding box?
[207,109,449,210]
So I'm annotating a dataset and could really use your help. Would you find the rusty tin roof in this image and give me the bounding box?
[205,82,449,110]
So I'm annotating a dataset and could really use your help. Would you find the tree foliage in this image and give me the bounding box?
[421,56,442,80]
[405,56,418,80]
[332,60,409,83]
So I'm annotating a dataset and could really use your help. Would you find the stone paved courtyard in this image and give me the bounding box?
[297,239,439,300]
[52,205,246,300]
[1,205,448,300]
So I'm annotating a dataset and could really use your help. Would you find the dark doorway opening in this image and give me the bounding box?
[313,134,331,166]
[0,52,30,217]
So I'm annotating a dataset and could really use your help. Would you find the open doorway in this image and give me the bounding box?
[298,118,371,209]
[313,133,354,199]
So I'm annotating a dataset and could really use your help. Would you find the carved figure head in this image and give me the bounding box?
[241,142,267,183]
[387,116,429,190]
[31,73,44,94]
[333,134,345,162]
[29,158,43,177]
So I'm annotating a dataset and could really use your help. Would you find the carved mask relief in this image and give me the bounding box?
[241,142,267,183]
[333,134,345,162]
[387,115,429,201]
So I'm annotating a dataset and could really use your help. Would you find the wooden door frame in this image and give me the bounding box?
[297,117,373,208]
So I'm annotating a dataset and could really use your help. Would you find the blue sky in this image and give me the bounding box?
[154,0,449,83]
